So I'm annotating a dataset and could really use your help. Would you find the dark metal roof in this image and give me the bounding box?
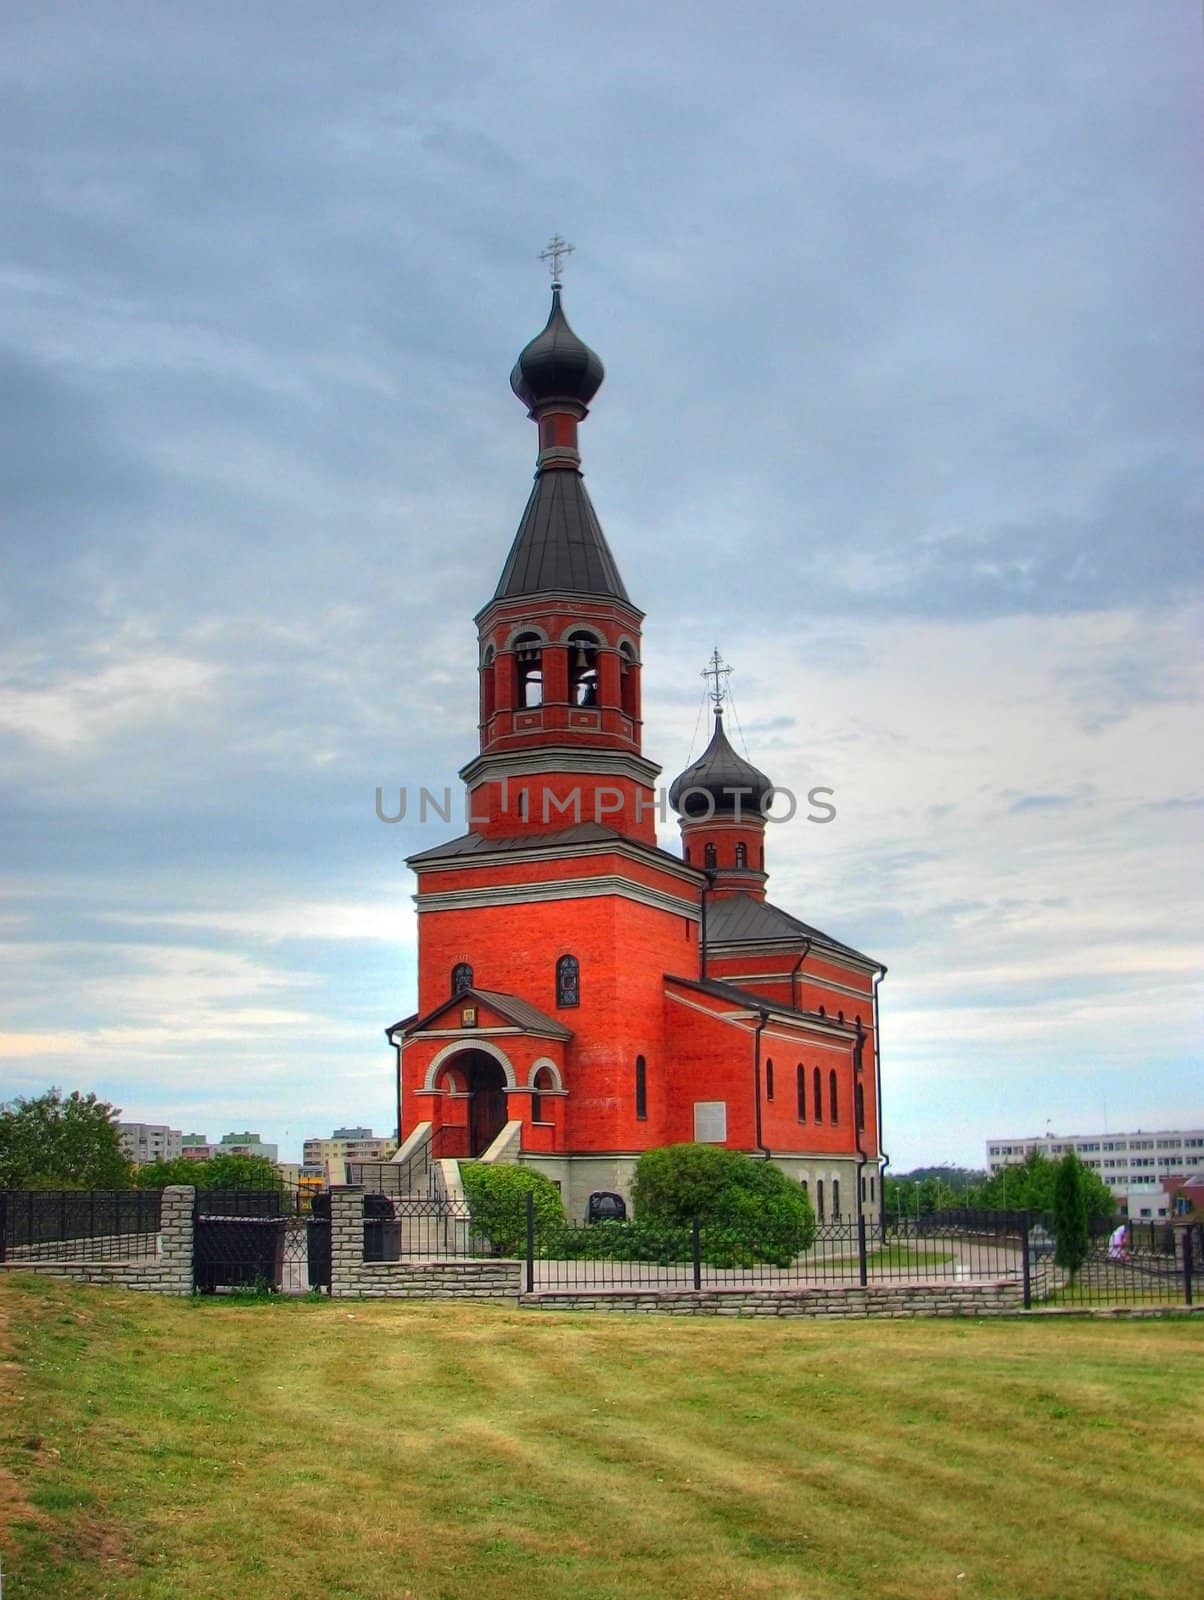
[706,895,880,967]
[664,973,856,1029]
[401,985,571,1040]
[669,711,773,817]
[510,287,604,412]
[492,468,630,603]
[408,821,702,874]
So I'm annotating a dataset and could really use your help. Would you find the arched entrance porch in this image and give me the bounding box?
[447,1049,508,1156]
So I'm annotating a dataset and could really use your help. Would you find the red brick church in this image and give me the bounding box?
[388,276,886,1222]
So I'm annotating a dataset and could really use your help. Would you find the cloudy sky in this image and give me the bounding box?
[2,2,1200,1171]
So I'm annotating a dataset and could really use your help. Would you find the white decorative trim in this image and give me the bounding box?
[503,622,551,647]
[416,874,701,921]
[422,1039,517,1091]
[527,1056,564,1091]
[459,747,662,787]
[413,836,703,890]
[716,969,877,1009]
[558,622,606,645]
[707,938,882,976]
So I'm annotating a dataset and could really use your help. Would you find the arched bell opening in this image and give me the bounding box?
[567,629,600,707]
[513,631,544,708]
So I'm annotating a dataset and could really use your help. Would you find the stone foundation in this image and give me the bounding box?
[521,1281,1027,1318]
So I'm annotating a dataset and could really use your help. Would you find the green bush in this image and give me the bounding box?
[459,1163,565,1256]
[629,1144,815,1267]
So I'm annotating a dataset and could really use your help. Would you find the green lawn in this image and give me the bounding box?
[1,1277,1201,1600]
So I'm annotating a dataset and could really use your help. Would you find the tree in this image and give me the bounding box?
[631,1143,815,1266]
[134,1154,283,1190]
[1052,1151,1090,1280]
[0,1089,133,1189]
[459,1163,564,1255]
[971,1148,1113,1223]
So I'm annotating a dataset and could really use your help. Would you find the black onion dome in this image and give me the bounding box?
[510,287,604,411]
[669,712,775,819]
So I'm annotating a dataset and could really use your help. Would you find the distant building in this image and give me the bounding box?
[117,1123,183,1165]
[986,1127,1204,1218]
[302,1128,397,1166]
[180,1134,212,1162]
[216,1131,278,1163]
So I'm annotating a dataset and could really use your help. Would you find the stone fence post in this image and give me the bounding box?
[159,1185,195,1296]
[330,1186,364,1298]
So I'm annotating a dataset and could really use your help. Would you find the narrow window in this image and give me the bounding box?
[517,788,528,821]
[855,1082,865,1131]
[765,1057,774,1101]
[735,841,747,868]
[796,1064,806,1121]
[833,1178,841,1219]
[829,1070,839,1124]
[451,962,473,995]
[683,845,691,864]
[635,1055,647,1121]
[704,842,717,869]
[813,1066,822,1122]
[816,1179,825,1222]
[556,954,579,1008]
[860,1176,866,1202]
[531,1066,553,1123]
[870,1176,875,1203]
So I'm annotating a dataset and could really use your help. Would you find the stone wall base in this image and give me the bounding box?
[332,1260,521,1300]
[1,1260,192,1295]
[520,1282,1026,1318]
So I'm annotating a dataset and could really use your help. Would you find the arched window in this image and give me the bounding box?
[567,630,599,707]
[832,1178,841,1219]
[829,1070,839,1124]
[813,1067,822,1122]
[796,1064,806,1121]
[735,842,747,869]
[556,954,579,1008]
[816,1179,825,1222]
[683,845,691,864]
[765,1057,774,1101]
[704,842,717,869]
[531,1066,553,1123]
[451,962,473,995]
[855,1082,865,1131]
[514,632,543,707]
[635,1055,647,1121]
[619,641,638,719]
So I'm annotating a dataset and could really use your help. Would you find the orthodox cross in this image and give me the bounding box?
[702,647,732,711]
[539,234,575,286]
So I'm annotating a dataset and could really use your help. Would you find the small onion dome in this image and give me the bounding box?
[510,287,604,412]
[669,712,775,819]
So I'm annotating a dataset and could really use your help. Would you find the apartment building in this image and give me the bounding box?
[302,1127,397,1166]
[986,1127,1204,1218]
[117,1122,183,1165]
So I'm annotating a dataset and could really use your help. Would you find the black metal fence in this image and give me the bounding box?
[0,1190,162,1262]
[1044,1217,1201,1309]
[192,1185,328,1295]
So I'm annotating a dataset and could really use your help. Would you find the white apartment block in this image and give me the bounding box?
[302,1127,397,1166]
[118,1123,183,1165]
[986,1127,1204,1218]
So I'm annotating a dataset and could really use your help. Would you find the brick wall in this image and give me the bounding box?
[328,1186,520,1301]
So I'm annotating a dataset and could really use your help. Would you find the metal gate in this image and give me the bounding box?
[193,1187,330,1294]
